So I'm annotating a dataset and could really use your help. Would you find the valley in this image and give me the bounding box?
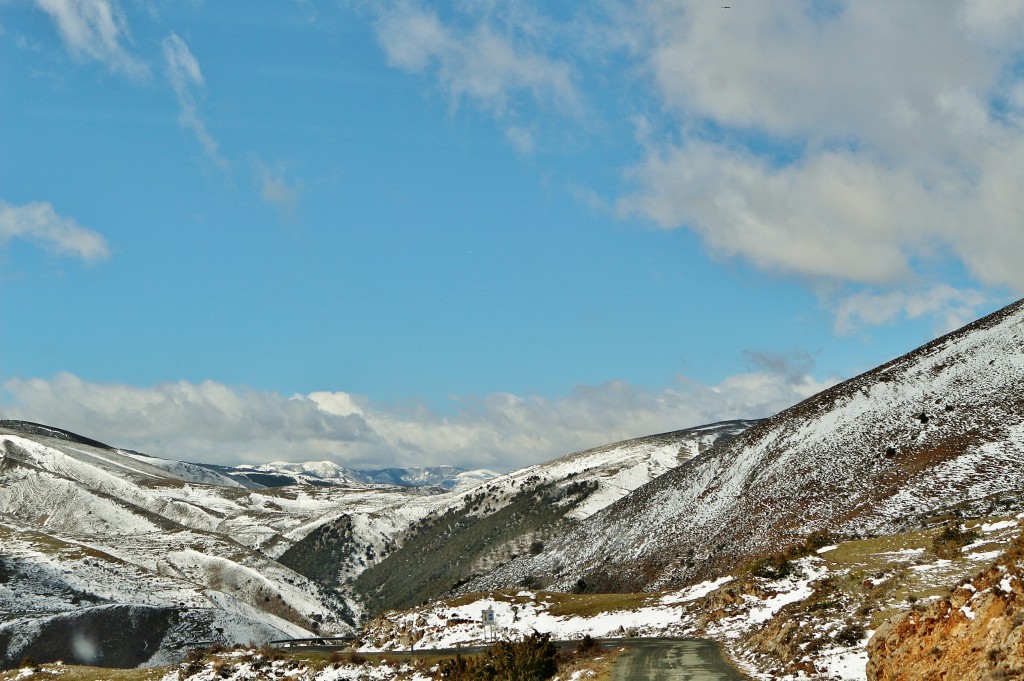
[2,299,1024,680]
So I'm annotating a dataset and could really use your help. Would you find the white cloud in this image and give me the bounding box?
[253,158,301,219]
[162,33,227,169]
[0,200,110,262]
[617,142,939,285]
[363,1,1023,334]
[34,0,149,78]
[504,125,535,154]
[831,285,990,336]
[2,373,382,468]
[615,0,1024,297]
[373,2,581,121]
[961,0,1024,41]
[2,366,831,472]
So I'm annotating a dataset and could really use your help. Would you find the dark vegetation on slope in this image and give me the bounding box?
[278,514,384,590]
[351,479,598,617]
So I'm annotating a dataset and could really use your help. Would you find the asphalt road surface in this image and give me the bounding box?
[610,639,748,681]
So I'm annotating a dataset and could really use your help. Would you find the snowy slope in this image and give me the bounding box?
[0,414,754,665]
[0,426,456,667]
[347,421,755,614]
[472,298,1024,594]
[441,419,756,523]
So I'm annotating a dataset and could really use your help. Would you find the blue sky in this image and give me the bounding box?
[1,1,1022,471]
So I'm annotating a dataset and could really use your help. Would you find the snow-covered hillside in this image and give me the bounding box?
[348,421,756,615]
[444,419,756,523]
[0,426,453,668]
[0,416,753,668]
[472,298,1024,595]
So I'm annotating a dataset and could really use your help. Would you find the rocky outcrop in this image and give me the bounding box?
[867,530,1024,681]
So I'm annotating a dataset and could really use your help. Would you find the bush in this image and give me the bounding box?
[932,524,981,559]
[835,623,865,647]
[804,529,834,552]
[575,634,598,654]
[751,555,795,579]
[256,644,282,661]
[439,633,558,681]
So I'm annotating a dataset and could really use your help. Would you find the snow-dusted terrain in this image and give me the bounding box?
[360,515,1024,680]
[347,421,756,615]
[472,299,1024,595]
[0,418,754,669]
[445,420,756,522]
[0,426,460,668]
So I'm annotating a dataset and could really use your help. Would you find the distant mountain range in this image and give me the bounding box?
[193,459,497,492]
[0,424,497,492]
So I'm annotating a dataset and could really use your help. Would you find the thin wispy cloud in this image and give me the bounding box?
[253,158,302,221]
[2,366,830,471]
[162,32,227,169]
[373,2,582,123]
[34,0,149,79]
[831,285,990,337]
[0,200,110,263]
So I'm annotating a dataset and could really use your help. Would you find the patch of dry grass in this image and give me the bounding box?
[0,664,171,681]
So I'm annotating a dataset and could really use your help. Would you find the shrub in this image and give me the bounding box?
[439,633,558,681]
[575,634,598,654]
[835,623,865,647]
[932,524,981,559]
[751,555,795,579]
[804,530,833,552]
[256,644,282,661]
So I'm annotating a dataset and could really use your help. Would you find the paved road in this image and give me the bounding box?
[610,639,748,681]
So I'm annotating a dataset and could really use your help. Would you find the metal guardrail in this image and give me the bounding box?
[268,637,357,648]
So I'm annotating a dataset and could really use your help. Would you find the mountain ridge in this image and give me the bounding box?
[466,297,1024,595]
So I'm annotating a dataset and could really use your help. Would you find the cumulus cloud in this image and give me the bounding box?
[2,374,382,468]
[162,33,227,168]
[616,0,1024,296]
[0,200,110,262]
[34,0,148,78]
[365,0,1024,332]
[373,2,581,122]
[2,365,832,471]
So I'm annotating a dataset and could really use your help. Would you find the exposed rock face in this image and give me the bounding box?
[867,531,1024,681]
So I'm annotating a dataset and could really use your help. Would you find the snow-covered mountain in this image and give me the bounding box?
[0,424,457,669]
[347,420,756,615]
[0,416,752,668]
[221,461,496,491]
[470,298,1024,595]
